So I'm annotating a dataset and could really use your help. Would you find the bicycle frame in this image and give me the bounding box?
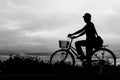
[67,37,108,58]
[67,37,79,57]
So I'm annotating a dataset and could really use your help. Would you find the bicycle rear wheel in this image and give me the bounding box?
[50,49,75,66]
[91,48,116,74]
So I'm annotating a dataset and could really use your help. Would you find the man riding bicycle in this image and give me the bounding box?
[68,13,97,66]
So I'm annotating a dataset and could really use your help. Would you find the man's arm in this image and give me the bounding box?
[69,30,86,39]
[76,30,86,37]
[71,26,85,36]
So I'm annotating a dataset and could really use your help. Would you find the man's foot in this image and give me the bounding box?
[77,55,85,61]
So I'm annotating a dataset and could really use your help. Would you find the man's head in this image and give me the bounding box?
[83,13,91,23]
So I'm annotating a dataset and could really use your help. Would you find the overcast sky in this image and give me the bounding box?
[0,0,120,52]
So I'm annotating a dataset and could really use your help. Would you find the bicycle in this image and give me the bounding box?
[50,36,116,73]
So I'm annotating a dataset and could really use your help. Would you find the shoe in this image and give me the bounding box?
[77,55,85,61]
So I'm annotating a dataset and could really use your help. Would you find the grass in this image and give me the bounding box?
[0,53,120,79]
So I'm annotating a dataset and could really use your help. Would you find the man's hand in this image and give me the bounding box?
[67,34,72,37]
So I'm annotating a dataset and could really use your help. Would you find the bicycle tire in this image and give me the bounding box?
[50,49,75,66]
[91,48,116,74]
[92,48,116,66]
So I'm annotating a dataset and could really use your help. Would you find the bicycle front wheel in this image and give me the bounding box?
[50,49,75,66]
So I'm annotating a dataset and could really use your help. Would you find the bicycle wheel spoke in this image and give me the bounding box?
[50,49,75,66]
[91,48,116,75]
[52,51,66,64]
[92,49,116,66]
[94,54,101,60]
[64,53,74,65]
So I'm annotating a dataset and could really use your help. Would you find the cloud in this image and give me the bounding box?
[0,0,119,52]
[101,33,120,40]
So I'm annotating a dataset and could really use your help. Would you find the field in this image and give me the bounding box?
[0,51,120,79]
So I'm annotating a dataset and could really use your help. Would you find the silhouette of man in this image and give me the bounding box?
[68,13,97,66]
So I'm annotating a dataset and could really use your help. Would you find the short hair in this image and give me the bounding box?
[83,13,91,19]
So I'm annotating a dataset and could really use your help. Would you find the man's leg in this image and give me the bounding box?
[75,40,86,57]
[86,45,93,67]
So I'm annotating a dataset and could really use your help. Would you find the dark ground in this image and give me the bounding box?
[0,54,120,80]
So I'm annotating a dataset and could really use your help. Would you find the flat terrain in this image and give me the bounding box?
[0,53,120,79]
